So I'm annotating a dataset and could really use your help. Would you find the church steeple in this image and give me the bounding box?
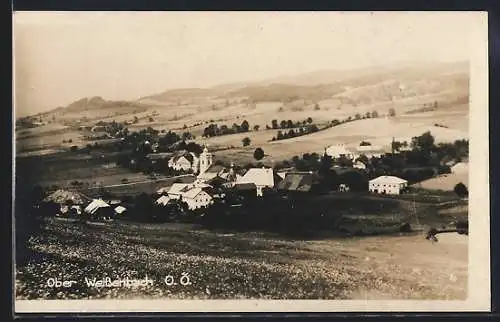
[199,145,213,174]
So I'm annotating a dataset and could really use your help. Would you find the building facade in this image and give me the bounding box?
[369,176,408,195]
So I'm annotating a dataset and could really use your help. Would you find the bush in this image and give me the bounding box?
[253,148,265,161]
[454,182,468,198]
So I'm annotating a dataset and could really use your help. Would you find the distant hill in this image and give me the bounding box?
[225,83,345,103]
[63,96,147,112]
[27,60,469,119]
[139,88,223,103]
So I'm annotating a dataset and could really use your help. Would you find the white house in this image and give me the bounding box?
[180,187,214,210]
[325,144,357,160]
[369,176,408,195]
[167,146,213,174]
[168,152,199,172]
[236,167,277,197]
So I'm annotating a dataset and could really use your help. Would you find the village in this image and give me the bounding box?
[27,119,469,237]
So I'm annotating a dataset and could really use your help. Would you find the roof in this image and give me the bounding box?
[232,182,257,191]
[167,183,192,195]
[369,175,408,184]
[182,187,210,200]
[170,152,196,164]
[43,189,88,204]
[277,173,318,192]
[155,195,171,206]
[236,168,276,187]
[114,205,127,214]
[84,199,110,214]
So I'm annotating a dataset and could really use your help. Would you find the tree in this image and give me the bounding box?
[271,119,279,129]
[360,141,371,146]
[365,112,371,118]
[133,116,139,124]
[332,119,340,126]
[149,117,154,122]
[388,108,396,117]
[371,111,379,118]
[241,120,250,132]
[454,182,468,198]
[411,131,435,152]
[286,120,294,128]
[280,120,288,129]
[253,148,265,161]
[307,117,313,124]
[355,113,361,120]
[242,137,251,147]
[253,125,260,131]
[277,131,284,140]
[314,103,320,110]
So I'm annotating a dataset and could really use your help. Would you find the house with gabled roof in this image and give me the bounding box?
[168,151,199,172]
[236,167,281,197]
[369,175,408,195]
[179,187,214,210]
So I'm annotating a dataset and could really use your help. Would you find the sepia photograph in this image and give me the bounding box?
[13,11,489,313]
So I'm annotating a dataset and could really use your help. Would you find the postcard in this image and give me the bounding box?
[13,11,490,313]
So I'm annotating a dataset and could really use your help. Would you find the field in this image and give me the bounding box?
[15,62,469,160]
[16,217,467,300]
[414,171,469,191]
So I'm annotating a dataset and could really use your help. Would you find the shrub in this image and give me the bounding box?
[454,182,468,198]
[253,148,265,161]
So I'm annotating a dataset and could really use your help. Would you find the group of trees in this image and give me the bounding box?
[266,117,313,130]
[202,120,252,138]
[271,124,320,141]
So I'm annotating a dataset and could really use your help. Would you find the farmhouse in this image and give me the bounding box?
[325,144,357,160]
[180,187,214,210]
[236,167,280,197]
[369,176,408,195]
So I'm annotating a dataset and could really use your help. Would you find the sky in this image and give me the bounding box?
[14,11,481,117]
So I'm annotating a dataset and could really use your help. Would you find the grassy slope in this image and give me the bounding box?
[16,218,467,300]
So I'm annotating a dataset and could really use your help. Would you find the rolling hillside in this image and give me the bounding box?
[16,61,470,159]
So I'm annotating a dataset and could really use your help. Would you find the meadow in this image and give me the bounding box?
[15,216,467,300]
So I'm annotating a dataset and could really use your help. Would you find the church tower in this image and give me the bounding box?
[199,145,213,174]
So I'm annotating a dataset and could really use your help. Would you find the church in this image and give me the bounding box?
[167,146,213,174]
